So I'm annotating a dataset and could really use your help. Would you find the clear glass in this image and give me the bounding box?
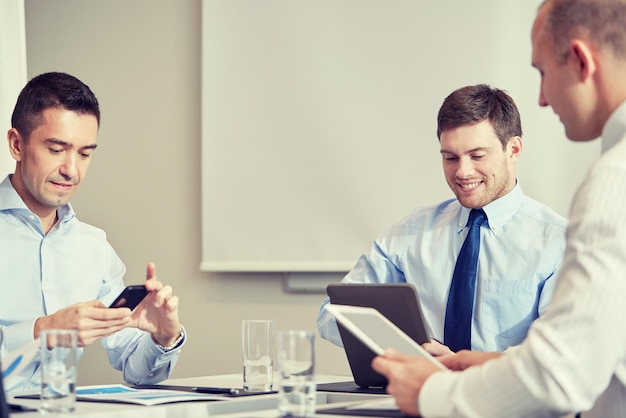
[241,320,274,392]
[40,329,78,414]
[277,330,316,417]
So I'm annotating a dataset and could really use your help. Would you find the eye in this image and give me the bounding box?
[49,147,63,154]
[471,154,486,160]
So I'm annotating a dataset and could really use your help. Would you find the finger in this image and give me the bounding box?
[163,295,179,313]
[76,322,129,346]
[152,285,174,308]
[76,313,131,331]
[383,348,411,361]
[371,356,391,375]
[423,341,452,357]
[144,263,163,292]
[146,262,156,280]
[95,305,132,320]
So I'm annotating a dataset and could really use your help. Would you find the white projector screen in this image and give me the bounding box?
[200,0,600,272]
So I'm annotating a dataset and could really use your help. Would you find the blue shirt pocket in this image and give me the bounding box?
[479,278,541,350]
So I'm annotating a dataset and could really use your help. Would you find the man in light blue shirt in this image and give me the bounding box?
[317,84,567,353]
[0,72,186,392]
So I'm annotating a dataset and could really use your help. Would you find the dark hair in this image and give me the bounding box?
[11,72,100,140]
[436,84,522,149]
[541,0,626,64]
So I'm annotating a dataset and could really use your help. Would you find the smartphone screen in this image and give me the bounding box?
[108,285,148,310]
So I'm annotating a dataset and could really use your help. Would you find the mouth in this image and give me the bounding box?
[50,181,75,191]
[457,181,482,192]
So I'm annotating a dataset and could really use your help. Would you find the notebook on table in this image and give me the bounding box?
[326,283,430,388]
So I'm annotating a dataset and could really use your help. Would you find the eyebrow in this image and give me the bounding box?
[45,138,98,150]
[440,147,490,155]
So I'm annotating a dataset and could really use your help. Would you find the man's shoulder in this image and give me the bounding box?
[408,197,460,218]
[64,216,109,240]
[385,198,460,234]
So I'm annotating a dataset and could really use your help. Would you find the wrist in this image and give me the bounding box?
[152,326,185,352]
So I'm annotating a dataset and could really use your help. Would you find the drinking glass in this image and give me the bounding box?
[242,320,274,392]
[40,329,78,413]
[277,330,316,417]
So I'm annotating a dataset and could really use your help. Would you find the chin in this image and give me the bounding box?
[565,125,601,142]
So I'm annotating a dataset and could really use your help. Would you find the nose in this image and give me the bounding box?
[59,153,78,180]
[456,157,475,179]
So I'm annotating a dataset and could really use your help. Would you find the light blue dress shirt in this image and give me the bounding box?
[0,175,182,392]
[317,183,567,352]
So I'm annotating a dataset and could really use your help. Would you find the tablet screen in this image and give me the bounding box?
[326,304,447,371]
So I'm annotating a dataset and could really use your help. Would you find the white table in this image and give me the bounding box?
[7,374,393,417]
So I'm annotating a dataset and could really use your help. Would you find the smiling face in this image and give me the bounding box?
[440,119,521,209]
[8,107,99,221]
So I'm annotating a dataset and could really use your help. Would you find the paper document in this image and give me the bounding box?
[73,385,229,405]
[346,398,398,411]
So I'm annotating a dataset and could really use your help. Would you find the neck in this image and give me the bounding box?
[596,57,626,127]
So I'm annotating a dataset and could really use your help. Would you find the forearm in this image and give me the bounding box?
[317,298,344,347]
[103,328,185,385]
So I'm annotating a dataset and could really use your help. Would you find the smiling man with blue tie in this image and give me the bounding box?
[318,84,567,356]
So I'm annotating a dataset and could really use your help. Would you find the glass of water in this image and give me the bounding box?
[277,330,316,417]
[242,320,274,392]
[40,329,78,413]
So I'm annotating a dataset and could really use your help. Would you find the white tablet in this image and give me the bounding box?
[325,304,447,371]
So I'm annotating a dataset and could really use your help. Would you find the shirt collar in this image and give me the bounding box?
[457,181,523,233]
[0,174,75,222]
[602,100,626,153]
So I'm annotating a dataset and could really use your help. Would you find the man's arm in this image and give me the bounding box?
[34,300,131,346]
[317,249,407,346]
[105,262,185,385]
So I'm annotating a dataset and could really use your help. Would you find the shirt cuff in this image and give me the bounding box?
[419,370,458,417]
[153,325,186,354]
[2,319,38,353]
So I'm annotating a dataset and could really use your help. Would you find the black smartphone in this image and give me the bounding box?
[108,285,148,310]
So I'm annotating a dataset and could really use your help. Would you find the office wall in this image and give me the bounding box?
[22,0,599,386]
[0,0,27,178]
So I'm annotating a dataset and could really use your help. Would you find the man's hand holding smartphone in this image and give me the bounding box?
[109,285,148,310]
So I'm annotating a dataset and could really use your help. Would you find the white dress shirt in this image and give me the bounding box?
[419,101,626,418]
[0,176,183,392]
[318,183,567,352]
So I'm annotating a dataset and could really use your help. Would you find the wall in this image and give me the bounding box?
[0,0,27,178]
[24,0,352,385]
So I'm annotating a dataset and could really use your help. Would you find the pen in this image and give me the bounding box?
[9,403,38,412]
[192,386,241,395]
[131,384,241,395]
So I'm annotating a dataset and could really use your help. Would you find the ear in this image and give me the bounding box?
[570,39,596,81]
[508,136,523,160]
[7,128,23,162]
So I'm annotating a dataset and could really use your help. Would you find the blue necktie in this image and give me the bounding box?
[444,208,486,352]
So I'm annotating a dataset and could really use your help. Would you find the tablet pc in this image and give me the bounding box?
[326,283,430,387]
[326,304,446,371]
